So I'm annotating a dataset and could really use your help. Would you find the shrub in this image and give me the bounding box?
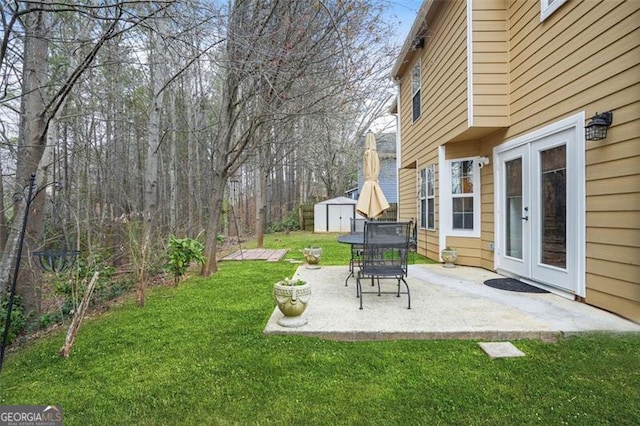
[165,236,205,286]
[267,213,300,233]
[53,253,117,316]
[0,293,27,345]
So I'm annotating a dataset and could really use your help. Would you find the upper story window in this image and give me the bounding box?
[540,0,567,22]
[411,62,421,122]
[419,165,435,230]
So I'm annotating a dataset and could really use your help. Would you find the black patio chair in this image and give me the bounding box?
[345,218,367,287]
[408,218,417,251]
[356,221,411,310]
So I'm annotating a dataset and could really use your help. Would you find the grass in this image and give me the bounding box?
[1,232,639,425]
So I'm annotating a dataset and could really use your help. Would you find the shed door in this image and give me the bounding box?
[327,204,353,232]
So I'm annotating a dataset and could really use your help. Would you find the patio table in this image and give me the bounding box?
[337,233,364,286]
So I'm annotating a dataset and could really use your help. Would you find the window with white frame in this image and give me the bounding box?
[540,0,566,22]
[411,62,421,122]
[419,165,435,229]
[443,158,481,237]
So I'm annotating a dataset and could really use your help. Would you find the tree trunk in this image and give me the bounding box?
[139,31,165,307]
[0,7,49,317]
[59,272,99,358]
[255,165,268,248]
[0,153,7,252]
[201,173,226,276]
[169,90,177,232]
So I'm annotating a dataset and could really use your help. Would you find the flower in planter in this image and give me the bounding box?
[277,277,307,286]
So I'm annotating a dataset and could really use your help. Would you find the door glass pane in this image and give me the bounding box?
[505,158,522,259]
[540,145,566,268]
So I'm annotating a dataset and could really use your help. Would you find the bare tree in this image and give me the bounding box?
[0,0,403,321]
[0,1,174,315]
[200,0,398,273]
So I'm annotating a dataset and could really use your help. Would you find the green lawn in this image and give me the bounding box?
[1,232,639,425]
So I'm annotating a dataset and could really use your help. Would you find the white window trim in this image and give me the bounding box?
[438,146,446,252]
[441,156,482,238]
[419,165,436,230]
[540,0,567,22]
[492,111,586,297]
[411,61,421,123]
[466,0,474,126]
[419,168,426,229]
[426,165,435,230]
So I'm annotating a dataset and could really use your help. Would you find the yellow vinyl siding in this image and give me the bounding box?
[397,168,417,222]
[471,0,509,126]
[587,240,640,262]
[587,211,640,228]
[587,289,640,323]
[444,142,480,159]
[400,0,467,156]
[588,273,640,303]
[587,147,640,181]
[587,174,639,196]
[446,236,482,267]
[502,0,640,319]
[586,258,640,323]
[397,0,468,257]
[417,229,440,261]
[394,0,639,320]
[480,164,495,270]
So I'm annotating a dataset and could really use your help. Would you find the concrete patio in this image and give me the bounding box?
[264,264,640,341]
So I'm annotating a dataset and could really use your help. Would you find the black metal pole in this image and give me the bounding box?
[0,173,36,373]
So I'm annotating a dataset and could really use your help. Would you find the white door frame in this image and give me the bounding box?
[493,112,586,298]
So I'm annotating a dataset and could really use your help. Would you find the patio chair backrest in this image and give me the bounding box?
[350,218,367,234]
[362,221,411,277]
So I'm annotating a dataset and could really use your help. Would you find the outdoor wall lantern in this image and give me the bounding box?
[585,111,613,141]
[477,156,490,169]
[411,37,424,51]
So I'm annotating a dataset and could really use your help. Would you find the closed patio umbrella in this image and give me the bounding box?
[356,132,390,219]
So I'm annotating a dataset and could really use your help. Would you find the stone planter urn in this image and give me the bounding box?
[273,277,312,327]
[302,247,322,269]
[441,247,458,268]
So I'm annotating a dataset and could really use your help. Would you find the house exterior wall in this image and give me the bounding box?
[398,0,468,168]
[470,0,509,128]
[394,0,640,322]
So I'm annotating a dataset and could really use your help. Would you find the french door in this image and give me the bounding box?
[496,127,580,294]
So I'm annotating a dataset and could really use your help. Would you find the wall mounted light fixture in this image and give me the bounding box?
[411,37,424,51]
[477,156,490,169]
[585,111,613,141]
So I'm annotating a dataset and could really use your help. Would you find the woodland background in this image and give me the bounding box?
[0,0,402,324]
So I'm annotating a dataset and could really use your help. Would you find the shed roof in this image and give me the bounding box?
[316,196,357,205]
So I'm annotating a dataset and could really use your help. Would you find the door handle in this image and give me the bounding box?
[521,216,529,221]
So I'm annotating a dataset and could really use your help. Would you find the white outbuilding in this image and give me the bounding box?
[313,196,362,233]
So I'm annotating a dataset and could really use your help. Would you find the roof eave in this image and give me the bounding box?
[391,0,436,80]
